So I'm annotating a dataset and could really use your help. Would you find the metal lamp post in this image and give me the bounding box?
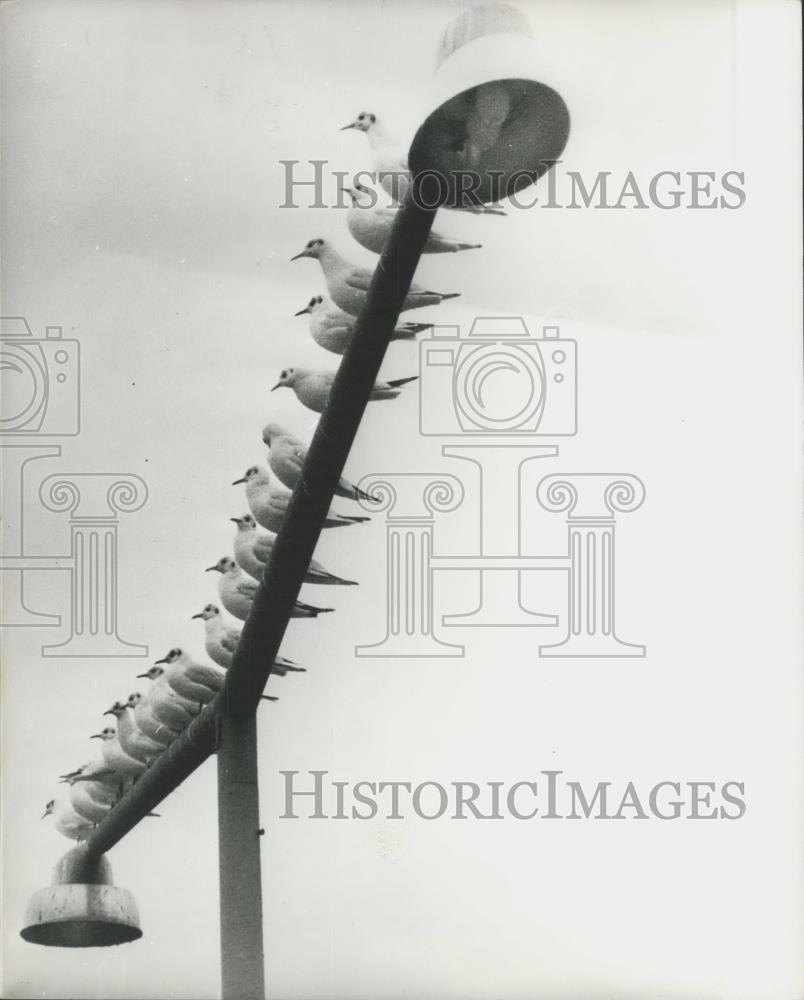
[21,5,570,998]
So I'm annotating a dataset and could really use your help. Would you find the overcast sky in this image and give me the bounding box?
[1,2,801,998]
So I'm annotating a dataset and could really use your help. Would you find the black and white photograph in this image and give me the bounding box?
[1,1,802,997]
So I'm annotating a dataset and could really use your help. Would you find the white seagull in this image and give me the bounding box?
[42,799,94,841]
[103,701,163,765]
[340,110,507,214]
[290,238,460,316]
[192,603,304,675]
[89,726,146,780]
[233,465,370,531]
[272,366,417,415]
[152,646,224,704]
[126,691,184,746]
[294,295,431,356]
[231,514,357,585]
[342,182,482,255]
[262,423,378,503]
[206,556,334,621]
[68,782,112,825]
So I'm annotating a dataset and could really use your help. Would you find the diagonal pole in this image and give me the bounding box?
[77,179,439,999]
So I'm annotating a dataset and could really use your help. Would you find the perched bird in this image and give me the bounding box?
[90,726,147,780]
[342,182,482,255]
[262,423,378,503]
[152,647,224,704]
[206,556,334,621]
[290,238,460,316]
[272,366,418,414]
[191,606,303,676]
[294,294,431,356]
[42,799,94,841]
[192,603,241,668]
[340,110,506,214]
[59,761,119,804]
[137,664,202,721]
[231,514,357,586]
[233,465,369,531]
[125,691,185,746]
[103,701,163,765]
[69,782,113,825]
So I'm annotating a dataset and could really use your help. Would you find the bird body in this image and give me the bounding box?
[153,647,224,704]
[69,782,113,824]
[295,295,430,355]
[103,702,163,765]
[272,366,417,415]
[291,239,460,316]
[91,726,147,779]
[127,691,183,746]
[42,799,94,841]
[234,465,369,532]
[262,423,377,503]
[232,514,357,585]
[207,556,334,621]
[193,604,241,668]
[343,184,482,255]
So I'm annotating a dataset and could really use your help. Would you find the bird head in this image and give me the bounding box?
[126,692,143,708]
[271,367,298,392]
[90,727,116,742]
[192,603,221,621]
[261,423,287,446]
[340,111,376,133]
[230,515,256,532]
[155,647,183,665]
[290,238,325,261]
[42,799,55,819]
[136,665,163,680]
[206,556,236,575]
[294,295,323,317]
[103,701,127,718]
[232,464,263,486]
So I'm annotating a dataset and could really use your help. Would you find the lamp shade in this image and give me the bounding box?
[409,3,570,207]
[20,848,142,947]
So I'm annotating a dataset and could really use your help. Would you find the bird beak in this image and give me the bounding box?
[293,306,311,317]
[205,565,217,572]
[155,657,169,664]
[338,186,351,196]
[289,250,306,261]
[232,476,246,485]
[135,672,149,678]
[102,708,115,717]
[191,612,203,619]
[270,382,281,392]
[89,732,103,739]
[230,517,241,524]
[40,810,49,819]
[340,121,357,131]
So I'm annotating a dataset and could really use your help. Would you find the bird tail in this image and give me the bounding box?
[386,376,419,389]
[438,293,461,300]
[261,694,279,702]
[343,515,371,524]
[398,322,432,334]
[352,485,382,504]
[298,600,335,615]
[455,242,482,251]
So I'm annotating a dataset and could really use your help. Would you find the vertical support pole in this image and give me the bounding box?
[217,712,265,1000]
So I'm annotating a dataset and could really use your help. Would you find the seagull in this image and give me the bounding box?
[137,664,203,722]
[59,761,119,801]
[340,111,507,214]
[342,182,482,255]
[153,647,224,704]
[290,238,460,316]
[262,423,378,503]
[103,701,163,765]
[294,295,431,356]
[125,691,184,747]
[233,465,370,531]
[90,725,147,780]
[206,556,335,621]
[68,782,113,825]
[272,366,418,414]
[42,799,94,841]
[231,514,357,585]
[191,603,304,675]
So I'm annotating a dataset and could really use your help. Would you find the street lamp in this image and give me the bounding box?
[20,4,570,998]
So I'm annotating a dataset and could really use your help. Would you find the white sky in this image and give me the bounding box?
[1,1,801,998]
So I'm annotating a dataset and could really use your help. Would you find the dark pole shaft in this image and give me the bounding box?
[218,713,266,1000]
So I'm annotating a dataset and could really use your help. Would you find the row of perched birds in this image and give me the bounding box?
[44,110,502,841]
